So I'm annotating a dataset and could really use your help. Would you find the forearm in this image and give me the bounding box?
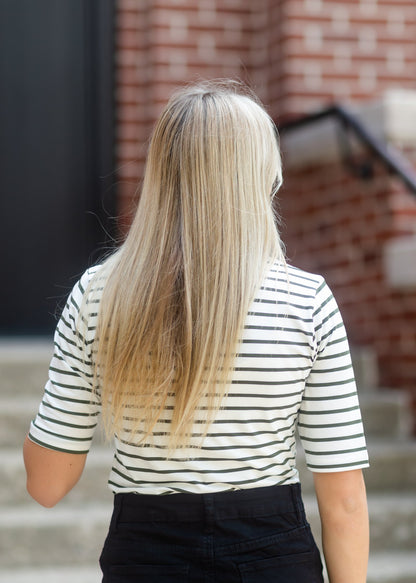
[314,470,369,583]
[320,498,369,582]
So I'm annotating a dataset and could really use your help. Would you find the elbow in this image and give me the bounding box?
[23,437,86,507]
[26,478,65,508]
[340,494,365,516]
[322,492,368,533]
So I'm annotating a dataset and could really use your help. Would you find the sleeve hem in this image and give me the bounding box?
[307,462,370,473]
[27,432,90,455]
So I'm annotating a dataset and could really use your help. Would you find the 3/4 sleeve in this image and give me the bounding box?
[28,268,101,454]
[298,278,369,473]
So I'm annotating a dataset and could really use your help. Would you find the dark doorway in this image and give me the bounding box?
[0,0,115,335]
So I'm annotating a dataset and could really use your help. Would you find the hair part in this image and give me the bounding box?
[88,80,285,451]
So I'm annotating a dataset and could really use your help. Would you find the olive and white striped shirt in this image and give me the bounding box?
[29,263,369,495]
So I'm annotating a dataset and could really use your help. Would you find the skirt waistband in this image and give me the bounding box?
[113,483,304,523]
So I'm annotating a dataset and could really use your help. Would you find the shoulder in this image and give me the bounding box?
[57,265,105,345]
[78,264,104,293]
[69,264,105,310]
[265,261,326,296]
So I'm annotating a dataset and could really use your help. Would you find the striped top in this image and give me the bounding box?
[29,262,369,495]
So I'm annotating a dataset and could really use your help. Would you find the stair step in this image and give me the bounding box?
[0,565,101,583]
[1,435,415,508]
[0,447,113,506]
[0,397,41,447]
[359,390,413,438]
[0,395,107,450]
[303,492,416,552]
[367,551,416,583]
[1,491,414,569]
[0,504,111,569]
[297,438,416,493]
[364,440,416,491]
[0,340,52,398]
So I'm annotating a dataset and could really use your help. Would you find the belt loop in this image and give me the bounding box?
[110,493,124,533]
[291,483,303,524]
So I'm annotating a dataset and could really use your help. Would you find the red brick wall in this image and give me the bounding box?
[267,0,416,118]
[115,0,416,215]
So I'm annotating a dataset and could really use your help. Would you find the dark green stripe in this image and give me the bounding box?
[49,365,94,379]
[42,400,100,417]
[299,432,364,443]
[46,378,93,391]
[304,445,367,456]
[115,454,292,476]
[317,349,350,361]
[27,433,89,454]
[297,418,362,429]
[53,342,93,367]
[306,459,369,470]
[309,364,352,374]
[37,412,97,430]
[299,404,359,416]
[237,353,312,359]
[302,391,357,402]
[305,377,355,388]
[109,466,293,487]
[230,378,305,386]
[235,365,310,372]
[31,421,92,442]
[227,390,303,399]
[44,387,94,405]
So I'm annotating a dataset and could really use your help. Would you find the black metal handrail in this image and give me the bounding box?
[278,104,416,197]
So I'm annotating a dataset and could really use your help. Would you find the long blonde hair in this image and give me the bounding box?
[90,80,285,450]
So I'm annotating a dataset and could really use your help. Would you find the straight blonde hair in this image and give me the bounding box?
[89,80,285,450]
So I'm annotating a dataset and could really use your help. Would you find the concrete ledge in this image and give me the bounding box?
[0,338,53,359]
[383,234,416,289]
[281,89,416,170]
[0,566,101,583]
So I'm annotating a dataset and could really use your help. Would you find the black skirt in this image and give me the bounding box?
[100,483,324,583]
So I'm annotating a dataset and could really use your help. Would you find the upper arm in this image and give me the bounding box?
[298,279,369,474]
[23,436,87,507]
[23,269,101,507]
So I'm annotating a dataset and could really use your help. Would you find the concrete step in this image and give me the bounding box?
[0,565,102,583]
[1,552,415,583]
[303,492,416,553]
[363,439,416,491]
[297,438,416,493]
[0,340,52,398]
[1,434,415,508]
[0,447,113,506]
[367,551,416,583]
[0,395,107,450]
[0,503,111,569]
[359,390,413,438]
[0,396,41,448]
[1,436,415,508]
[1,491,414,570]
